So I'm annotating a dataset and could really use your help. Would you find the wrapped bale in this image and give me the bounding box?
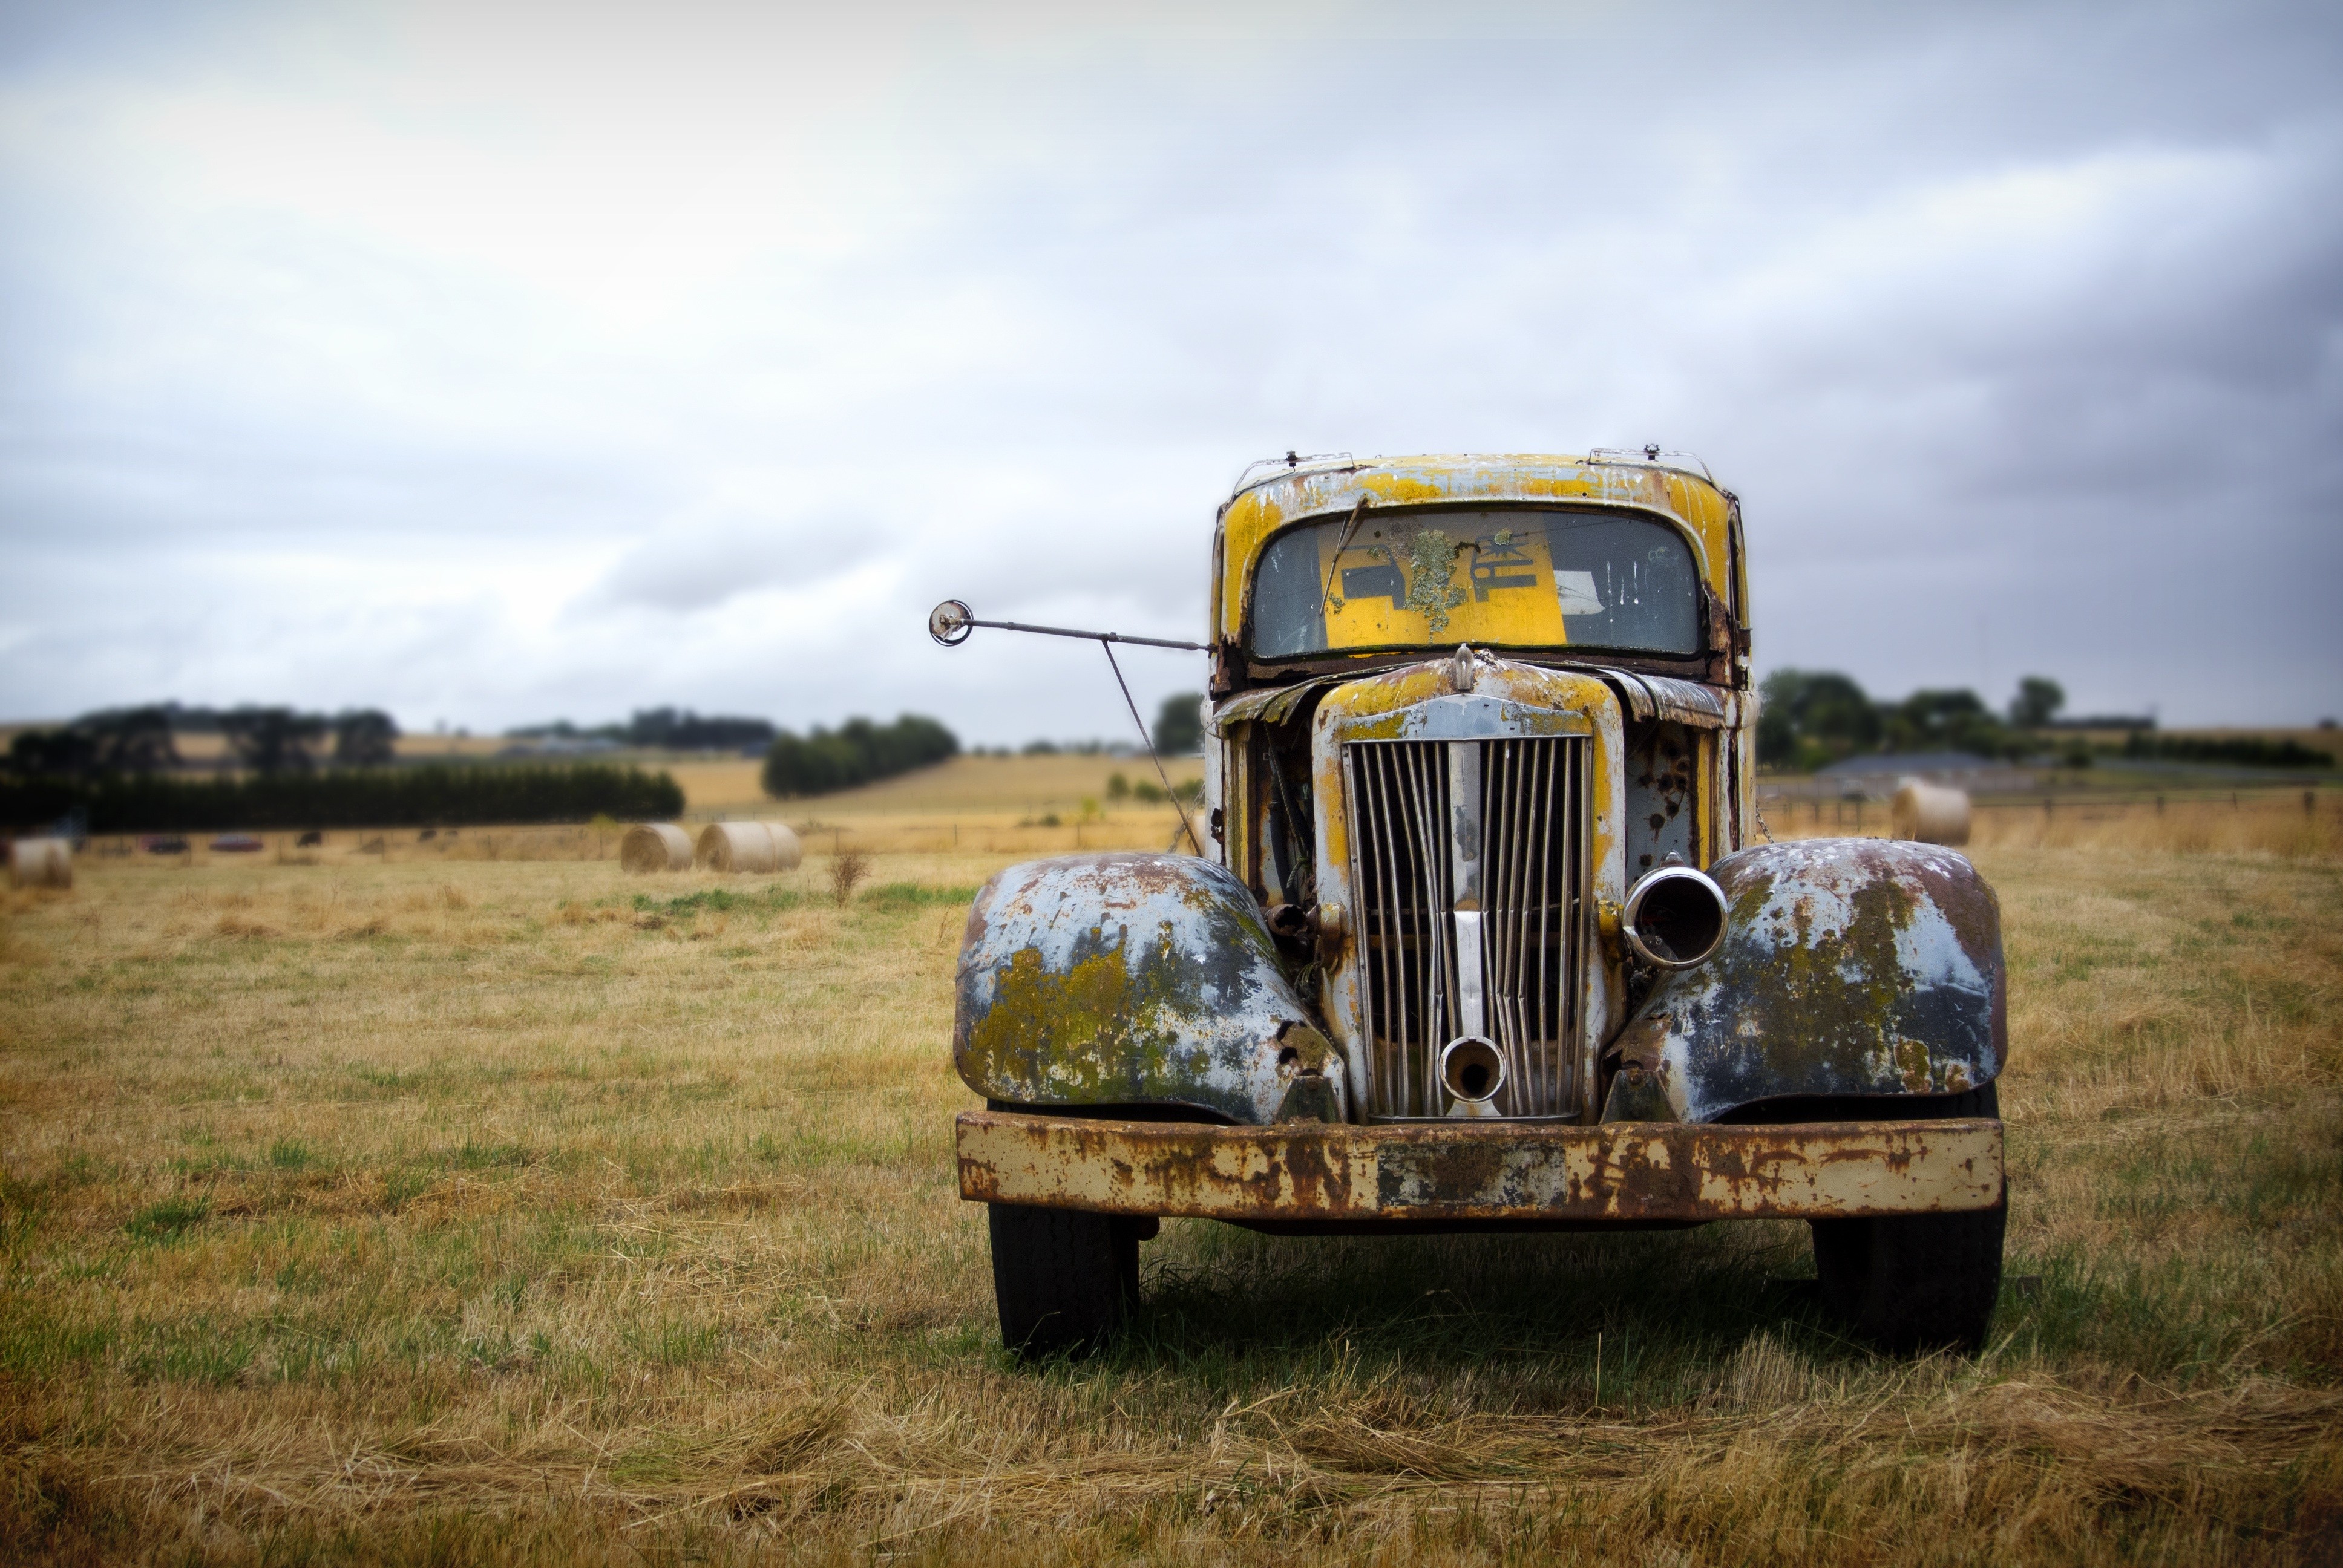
[695,821,804,874]
[9,837,72,890]
[620,822,693,873]
[1892,779,1972,847]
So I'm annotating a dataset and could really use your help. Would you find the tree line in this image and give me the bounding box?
[506,707,776,751]
[0,764,682,835]
[6,705,401,777]
[1758,671,2332,772]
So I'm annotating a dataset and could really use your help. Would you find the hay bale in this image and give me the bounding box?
[9,837,72,889]
[620,822,693,873]
[695,821,804,874]
[1892,779,1972,846]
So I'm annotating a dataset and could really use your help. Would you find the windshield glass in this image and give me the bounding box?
[1249,506,1702,659]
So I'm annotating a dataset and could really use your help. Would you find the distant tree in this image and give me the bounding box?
[1153,692,1205,756]
[761,713,958,799]
[333,708,400,766]
[5,727,98,777]
[1883,689,2008,757]
[219,707,327,773]
[89,706,181,773]
[2008,676,2065,728]
[628,707,777,751]
[4,707,179,778]
[1756,670,1881,768]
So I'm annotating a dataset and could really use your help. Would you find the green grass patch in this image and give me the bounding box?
[624,1316,726,1368]
[861,881,980,912]
[267,1138,315,1171]
[631,885,804,916]
[124,1195,211,1243]
[452,1140,533,1171]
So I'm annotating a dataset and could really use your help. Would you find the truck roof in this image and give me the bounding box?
[1212,451,1742,652]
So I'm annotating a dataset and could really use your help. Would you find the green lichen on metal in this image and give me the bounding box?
[967,932,1188,1102]
[955,854,1329,1123]
[1274,1074,1343,1123]
[962,898,1283,1108]
[1734,866,1919,1080]
[1705,858,1958,1087]
[1634,841,2005,1119]
[1399,527,1470,635]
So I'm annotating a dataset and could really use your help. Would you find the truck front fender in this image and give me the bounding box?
[1604,838,2005,1123]
[954,853,1340,1126]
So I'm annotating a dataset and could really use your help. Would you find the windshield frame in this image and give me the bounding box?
[1240,500,1712,666]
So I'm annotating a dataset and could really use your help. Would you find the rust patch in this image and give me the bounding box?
[958,1111,2004,1222]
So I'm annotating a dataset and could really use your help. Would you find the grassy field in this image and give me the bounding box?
[668,752,1205,822]
[1,812,2339,1563]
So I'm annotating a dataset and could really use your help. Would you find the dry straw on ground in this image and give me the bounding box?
[829,849,870,906]
[0,803,2336,1564]
[617,823,693,874]
[7,837,73,890]
[693,821,804,875]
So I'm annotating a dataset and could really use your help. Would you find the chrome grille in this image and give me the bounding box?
[1345,736,1587,1119]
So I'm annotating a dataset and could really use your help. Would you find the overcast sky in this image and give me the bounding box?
[2,0,2338,742]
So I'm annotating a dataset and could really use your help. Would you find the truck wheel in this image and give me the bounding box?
[1809,1082,2005,1354]
[988,1204,1142,1357]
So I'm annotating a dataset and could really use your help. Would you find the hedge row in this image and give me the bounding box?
[0,764,684,835]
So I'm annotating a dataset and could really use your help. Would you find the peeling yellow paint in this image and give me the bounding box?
[1214,455,1738,650]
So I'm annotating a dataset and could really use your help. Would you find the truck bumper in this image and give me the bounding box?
[956,1109,2004,1224]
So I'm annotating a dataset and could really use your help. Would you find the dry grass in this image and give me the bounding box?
[1,812,2338,1564]
[1765,790,2343,860]
[669,753,1205,821]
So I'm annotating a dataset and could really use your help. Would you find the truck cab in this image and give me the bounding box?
[949,452,2007,1357]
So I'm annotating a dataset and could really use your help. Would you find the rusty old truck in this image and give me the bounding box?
[945,451,2006,1357]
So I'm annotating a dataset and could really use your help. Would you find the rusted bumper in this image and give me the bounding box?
[957,1109,2003,1223]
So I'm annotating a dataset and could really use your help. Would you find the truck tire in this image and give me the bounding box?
[1809,1082,2005,1354]
[988,1204,1141,1357]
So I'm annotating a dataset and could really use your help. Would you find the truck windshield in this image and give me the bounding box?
[1250,507,1702,659]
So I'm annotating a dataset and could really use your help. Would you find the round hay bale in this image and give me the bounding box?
[1892,779,1972,846]
[9,837,72,890]
[696,821,803,874]
[620,822,693,873]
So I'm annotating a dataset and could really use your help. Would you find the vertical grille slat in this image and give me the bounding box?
[1348,733,1585,1120]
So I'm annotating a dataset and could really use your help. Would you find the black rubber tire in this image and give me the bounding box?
[1809,1082,2006,1354]
[988,1204,1142,1358]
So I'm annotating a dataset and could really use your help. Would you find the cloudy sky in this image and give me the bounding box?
[2,0,2338,742]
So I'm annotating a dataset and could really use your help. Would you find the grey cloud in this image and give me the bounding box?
[1,0,2339,730]
[579,509,879,614]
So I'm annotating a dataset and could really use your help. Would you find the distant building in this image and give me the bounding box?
[1807,751,2034,797]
